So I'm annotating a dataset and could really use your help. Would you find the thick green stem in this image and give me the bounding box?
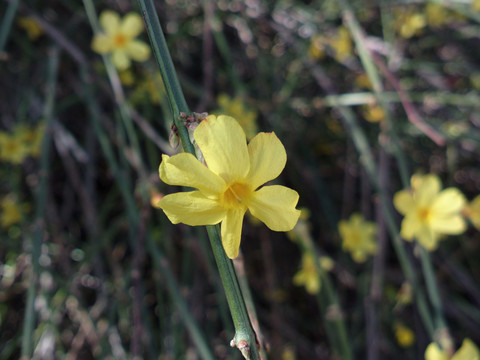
[137,2,262,358]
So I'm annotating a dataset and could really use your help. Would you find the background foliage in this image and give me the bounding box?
[1,0,480,359]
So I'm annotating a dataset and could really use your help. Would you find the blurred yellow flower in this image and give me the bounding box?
[464,195,480,231]
[91,10,151,71]
[425,338,480,360]
[394,323,415,348]
[215,94,258,140]
[425,3,453,28]
[362,104,385,123]
[355,73,372,90]
[338,213,377,263]
[308,35,325,60]
[395,8,426,38]
[329,27,353,61]
[0,196,23,228]
[17,16,44,40]
[293,253,321,294]
[472,0,480,12]
[0,123,45,164]
[0,132,30,164]
[394,174,466,251]
[156,115,300,259]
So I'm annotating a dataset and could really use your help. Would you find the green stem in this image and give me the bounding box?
[137,2,262,358]
[0,0,20,54]
[21,45,60,359]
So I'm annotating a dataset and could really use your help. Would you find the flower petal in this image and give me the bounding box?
[159,153,225,196]
[91,34,112,54]
[415,174,441,206]
[159,191,225,226]
[393,190,415,215]
[126,40,151,61]
[246,132,286,190]
[451,338,480,360]
[400,214,422,240]
[120,13,144,38]
[248,185,300,231]
[221,208,246,259]
[425,342,449,360]
[100,10,120,35]
[431,188,466,215]
[430,215,466,235]
[112,50,131,70]
[194,115,249,182]
[416,226,438,251]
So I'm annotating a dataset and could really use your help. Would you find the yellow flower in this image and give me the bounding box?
[395,8,426,38]
[473,0,480,12]
[91,10,151,71]
[215,94,258,140]
[393,174,466,251]
[426,3,451,28]
[308,35,325,60]
[0,196,23,228]
[293,253,321,294]
[0,132,30,164]
[329,27,353,61]
[338,213,377,263]
[17,16,44,40]
[156,115,300,259]
[425,339,480,360]
[14,123,45,158]
[464,195,480,231]
[362,104,385,123]
[394,323,415,348]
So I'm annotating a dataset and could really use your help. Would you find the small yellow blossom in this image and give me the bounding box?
[394,174,466,251]
[464,195,480,231]
[17,16,44,40]
[308,35,325,60]
[473,0,480,12]
[338,213,377,263]
[394,323,415,348]
[156,115,300,259]
[329,27,353,61]
[362,104,385,123]
[425,338,480,360]
[14,123,45,158]
[293,253,321,294]
[0,132,29,164]
[355,73,372,90]
[91,10,151,71]
[395,8,426,38]
[215,94,258,140]
[0,196,23,228]
[425,3,452,28]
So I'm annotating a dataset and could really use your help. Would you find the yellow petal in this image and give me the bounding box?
[248,185,300,231]
[425,342,449,360]
[400,214,422,240]
[431,188,466,215]
[416,226,438,250]
[126,40,151,61]
[159,153,225,196]
[91,34,112,54]
[416,174,441,206]
[159,191,225,225]
[120,13,144,37]
[430,215,466,235]
[394,190,415,215]
[246,132,286,190]
[451,338,480,360]
[112,50,131,70]
[194,115,249,182]
[100,10,120,35]
[221,208,246,259]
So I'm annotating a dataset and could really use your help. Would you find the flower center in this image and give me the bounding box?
[418,207,430,223]
[221,183,250,209]
[113,34,127,48]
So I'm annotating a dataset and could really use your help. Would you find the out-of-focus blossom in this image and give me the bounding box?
[338,213,377,263]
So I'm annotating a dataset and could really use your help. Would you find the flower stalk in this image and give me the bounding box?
[137,1,263,357]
